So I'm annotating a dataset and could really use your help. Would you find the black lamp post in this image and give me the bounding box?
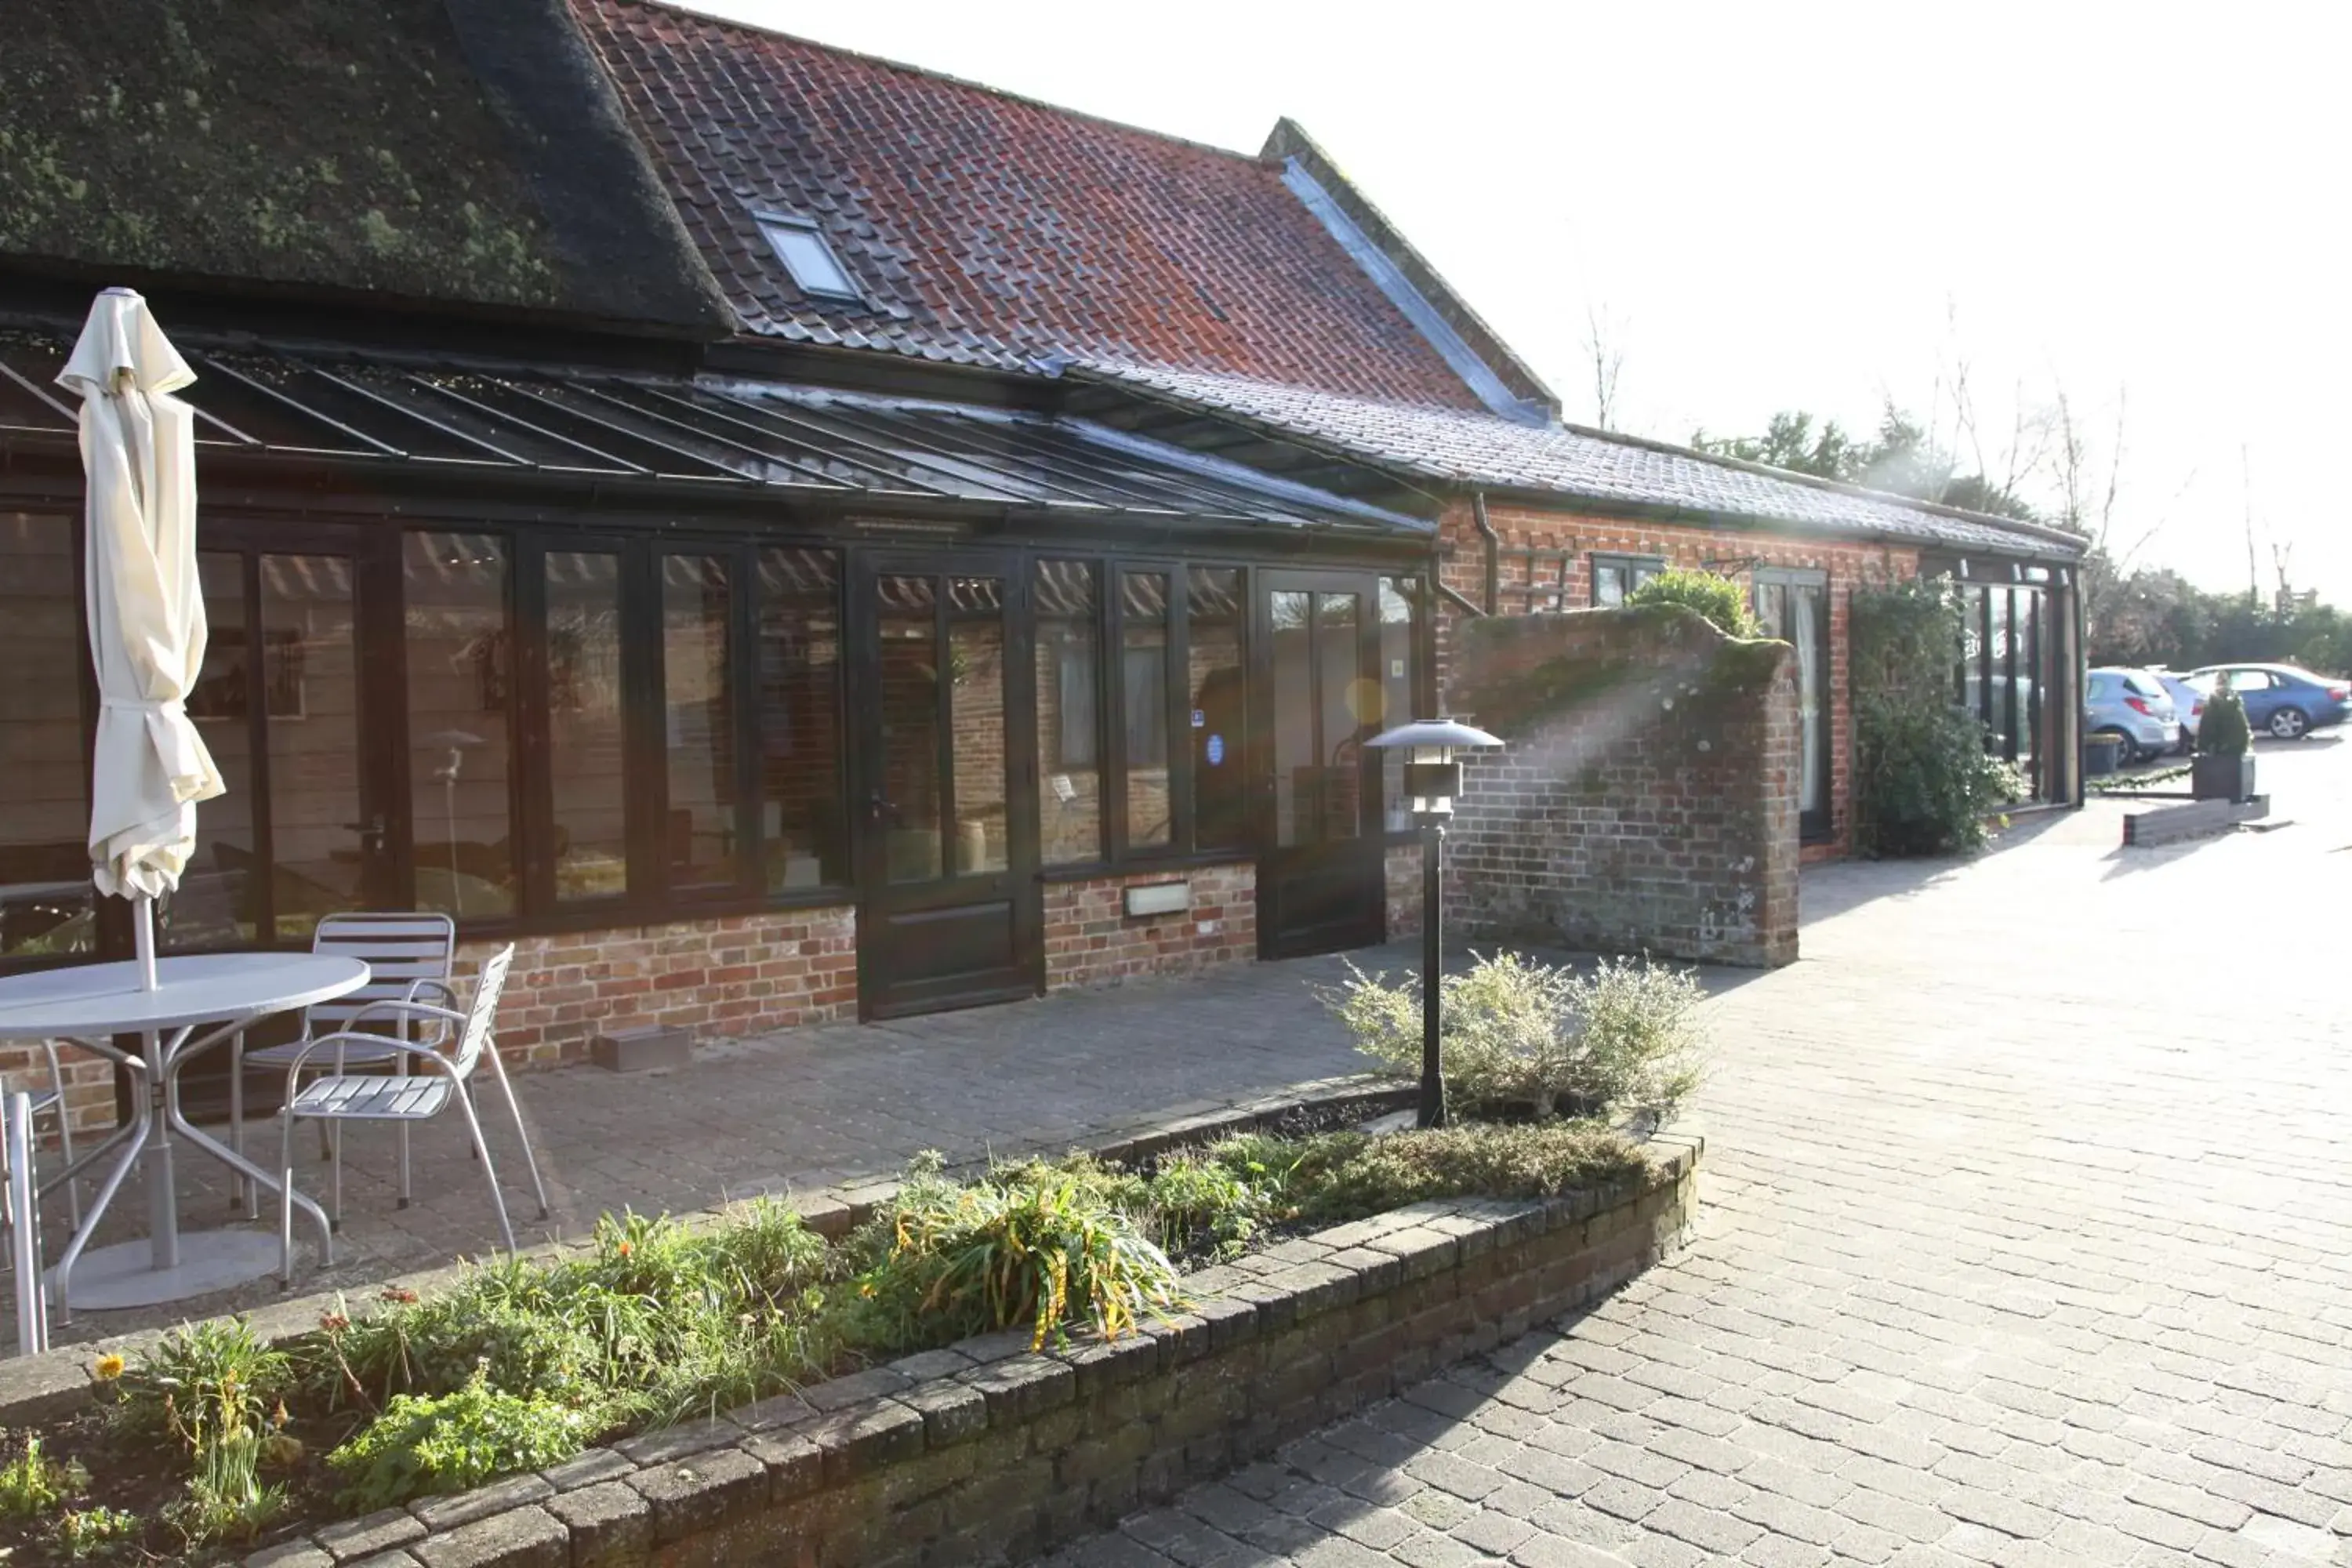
[1366,716,1504,1128]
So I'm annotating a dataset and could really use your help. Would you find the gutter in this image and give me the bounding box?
[1472,490,1501,615]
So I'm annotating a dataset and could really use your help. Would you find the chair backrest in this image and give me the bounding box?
[448,944,517,1081]
[310,913,457,1036]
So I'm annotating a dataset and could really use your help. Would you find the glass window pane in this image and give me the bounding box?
[1270,590,1312,848]
[1317,592,1363,840]
[1121,572,1171,849]
[878,575,941,883]
[1188,567,1247,851]
[260,554,365,945]
[1036,560,1101,865]
[1377,578,1418,833]
[546,550,628,902]
[1791,586,1827,818]
[1595,563,1625,607]
[757,547,846,893]
[0,514,96,958]
[171,551,259,948]
[948,577,1008,874]
[665,554,738,892]
[405,532,514,920]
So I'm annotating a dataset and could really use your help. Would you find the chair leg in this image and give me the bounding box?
[484,1045,550,1221]
[278,1111,296,1287]
[451,1089,515,1254]
[396,1054,412,1210]
[41,1043,79,1232]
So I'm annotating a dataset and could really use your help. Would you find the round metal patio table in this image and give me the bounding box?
[0,953,367,1314]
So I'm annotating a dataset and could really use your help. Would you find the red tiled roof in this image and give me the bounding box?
[572,0,1489,409]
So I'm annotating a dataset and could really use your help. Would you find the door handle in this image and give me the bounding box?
[348,814,389,853]
[868,789,888,826]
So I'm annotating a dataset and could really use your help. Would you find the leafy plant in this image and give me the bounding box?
[1320,952,1707,1122]
[1850,579,2025,856]
[0,1434,82,1519]
[53,1504,140,1560]
[162,1369,285,1547]
[2197,683,2251,756]
[848,1153,1181,1352]
[328,1370,595,1512]
[1628,569,1760,638]
[1235,1122,1646,1225]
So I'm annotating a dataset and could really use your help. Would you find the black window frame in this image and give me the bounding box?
[1590,551,1665,607]
[1752,565,1834,842]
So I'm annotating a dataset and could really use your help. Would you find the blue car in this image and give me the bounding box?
[2188,662,2352,740]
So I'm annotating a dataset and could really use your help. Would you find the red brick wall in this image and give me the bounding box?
[0,1041,119,1142]
[1434,500,1918,857]
[1044,862,1256,989]
[460,906,858,1068]
[1444,608,1800,967]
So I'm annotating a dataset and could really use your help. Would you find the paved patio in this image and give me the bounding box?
[1039,738,2352,1566]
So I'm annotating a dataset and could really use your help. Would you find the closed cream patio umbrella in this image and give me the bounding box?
[60,287,222,968]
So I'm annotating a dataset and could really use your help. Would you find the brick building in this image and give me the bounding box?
[0,0,2080,1123]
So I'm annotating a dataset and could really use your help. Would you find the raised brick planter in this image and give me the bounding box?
[243,1129,1700,1568]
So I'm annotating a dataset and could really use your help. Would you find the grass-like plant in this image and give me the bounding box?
[1322,952,1706,1123]
[846,1153,1181,1352]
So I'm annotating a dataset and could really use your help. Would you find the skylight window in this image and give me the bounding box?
[754,214,860,302]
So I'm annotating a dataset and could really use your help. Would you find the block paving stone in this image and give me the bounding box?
[1039,758,2352,1566]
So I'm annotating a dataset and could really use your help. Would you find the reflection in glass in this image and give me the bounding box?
[1121,572,1171,849]
[405,532,514,918]
[1189,568,1246,851]
[260,554,365,944]
[546,551,628,902]
[171,552,260,947]
[1377,579,1418,832]
[0,515,96,957]
[877,575,942,883]
[1036,561,1100,864]
[1316,593,1362,840]
[948,578,1009,873]
[757,548,846,892]
[665,554,738,892]
[1270,590,1312,848]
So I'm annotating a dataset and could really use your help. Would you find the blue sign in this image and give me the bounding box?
[1205,734,1226,767]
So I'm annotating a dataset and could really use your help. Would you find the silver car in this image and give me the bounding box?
[2086,666,2181,764]
[2151,670,2204,755]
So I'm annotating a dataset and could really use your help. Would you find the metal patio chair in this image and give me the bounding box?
[230,913,546,1224]
[274,943,534,1283]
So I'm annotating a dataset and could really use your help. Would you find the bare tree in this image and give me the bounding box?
[1583,303,1624,432]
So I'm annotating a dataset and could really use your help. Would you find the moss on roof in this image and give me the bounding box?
[0,0,726,328]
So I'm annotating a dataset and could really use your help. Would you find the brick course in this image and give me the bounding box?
[1044,863,1256,990]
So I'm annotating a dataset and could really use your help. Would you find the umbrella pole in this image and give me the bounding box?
[132,894,158,993]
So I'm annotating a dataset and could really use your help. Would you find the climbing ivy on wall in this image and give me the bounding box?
[1849,579,2025,857]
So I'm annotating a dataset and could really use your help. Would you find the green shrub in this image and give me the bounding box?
[2197,684,2251,755]
[1849,579,2024,856]
[328,1372,595,1512]
[1628,569,1760,638]
[1319,952,1707,1121]
[846,1153,1181,1352]
[1202,1121,1644,1226]
[1852,696,2023,856]
[114,1316,292,1442]
[0,1434,82,1519]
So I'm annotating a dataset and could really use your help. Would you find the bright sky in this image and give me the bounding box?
[696,0,2351,601]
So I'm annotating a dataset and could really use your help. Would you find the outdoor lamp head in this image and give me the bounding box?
[1367,717,1502,819]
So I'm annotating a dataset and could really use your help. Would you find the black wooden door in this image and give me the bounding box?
[850,552,1043,1019]
[1254,569,1385,959]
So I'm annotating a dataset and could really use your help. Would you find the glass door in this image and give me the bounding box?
[1754,570,1831,840]
[167,521,403,952]
[851,554,1041,1019]
[1255,569,1385,959]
